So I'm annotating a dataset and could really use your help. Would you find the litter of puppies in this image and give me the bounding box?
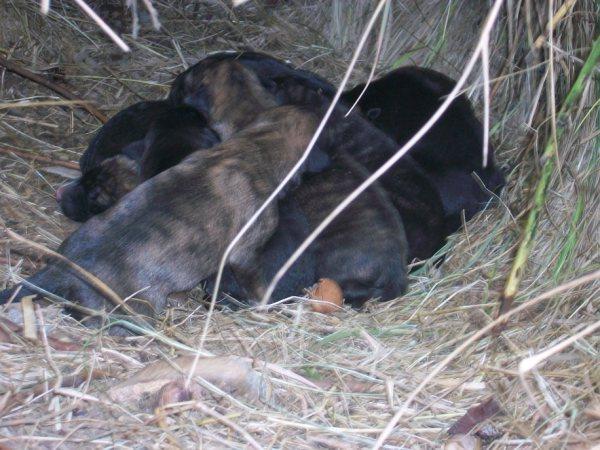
[1,52,505,331]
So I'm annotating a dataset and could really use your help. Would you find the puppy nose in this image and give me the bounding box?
[56,184,66,202]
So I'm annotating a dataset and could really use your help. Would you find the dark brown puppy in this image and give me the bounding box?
[58,102,219,222]
[1,61,332,329]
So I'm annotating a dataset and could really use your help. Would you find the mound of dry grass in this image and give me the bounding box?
[1,0,598,448]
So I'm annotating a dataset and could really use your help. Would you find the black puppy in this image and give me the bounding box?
[342,66,505,233]
[57,104,219,221]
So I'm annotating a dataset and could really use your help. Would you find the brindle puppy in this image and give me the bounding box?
[208,153,408,308]
[268,77,445,262]
[342,66,505,233]
[1,103,328,330]
[173,54,486,260]
[58,101,218,222]
[1,61,331,319]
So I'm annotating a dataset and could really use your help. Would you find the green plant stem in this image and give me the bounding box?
[499,35,600,316]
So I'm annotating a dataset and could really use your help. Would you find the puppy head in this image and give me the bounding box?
[57,155,139,222]
[169,60,277,138]
[140,106,221,180]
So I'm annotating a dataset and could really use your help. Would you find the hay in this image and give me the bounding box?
[1,0,598,448]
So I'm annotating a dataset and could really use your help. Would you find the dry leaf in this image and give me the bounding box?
[108,355,270,407]
[442,434,482,450]
[448,397,501,435]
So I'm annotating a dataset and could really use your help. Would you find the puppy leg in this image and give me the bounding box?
[226,206,280,303]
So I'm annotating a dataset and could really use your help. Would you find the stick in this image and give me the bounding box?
[0,147,80,170]
[0,56,108,124]
[497,35,600,319]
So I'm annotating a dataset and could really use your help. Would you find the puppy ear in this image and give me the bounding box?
[121,140,146,161]
[366,108,382,120]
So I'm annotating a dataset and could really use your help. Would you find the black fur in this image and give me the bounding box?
[342,66,505,233]
[58,103,219,222]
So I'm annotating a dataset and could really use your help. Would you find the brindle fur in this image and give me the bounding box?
[1,104,325,331]
[169,58,278,140]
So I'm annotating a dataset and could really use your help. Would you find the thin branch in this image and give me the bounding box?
[71,0,131,52]
[0,147,80,170]
[0,56,108,124]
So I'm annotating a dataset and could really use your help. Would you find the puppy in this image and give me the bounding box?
[2,61,333,327]
[208,156,409,308]
[57,105,219,222]
[269,77,445,262]
[1,104,327,330]
[342,66,505,233]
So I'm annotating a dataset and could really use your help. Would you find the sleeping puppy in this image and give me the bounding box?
[0,104,328,330]
[342,66,505,233]
[209,154,409,308]
[1,61,332,330]
[58,102,219,222]
[270,78,445,262]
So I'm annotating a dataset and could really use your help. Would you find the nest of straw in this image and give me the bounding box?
[0,0,598,448]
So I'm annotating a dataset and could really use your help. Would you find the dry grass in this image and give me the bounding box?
[1,0,598,448]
